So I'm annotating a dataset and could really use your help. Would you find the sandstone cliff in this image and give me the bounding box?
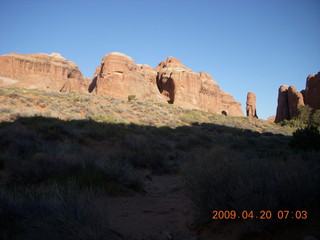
[275,85,305,123]
[88,52,164,101]
[155,57,243,116]
[0,53,86,93]
[275,72,319,123]
[89,54,243,116]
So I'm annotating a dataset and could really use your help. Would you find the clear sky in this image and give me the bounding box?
[1,0,319,119]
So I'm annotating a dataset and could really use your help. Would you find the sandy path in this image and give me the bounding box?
[107,174,197,240]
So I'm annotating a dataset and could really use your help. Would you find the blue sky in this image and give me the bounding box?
[1,0,319,119]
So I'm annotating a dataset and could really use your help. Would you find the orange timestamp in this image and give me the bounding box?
[212,210,308,220]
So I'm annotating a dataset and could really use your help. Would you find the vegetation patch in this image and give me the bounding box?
[181,146,320,233]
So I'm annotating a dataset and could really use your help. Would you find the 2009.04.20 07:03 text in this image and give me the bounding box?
[212,210,308,220]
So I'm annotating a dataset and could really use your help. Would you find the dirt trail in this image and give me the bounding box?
[107,174,197,240]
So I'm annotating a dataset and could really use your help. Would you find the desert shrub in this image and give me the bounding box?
[281,105,319,129]
[129,148,175,174]
[0,124,43,159]
[311,109,320,127]
[128,95,136,102]
[166,120,179,128]
[179,110,204,124]
[1,136,143,194]
[287,106,320,151]
[69,95,80,102]
[121,132,177,173]
[8,93,19,99]
[91,113,125,124]
[289,125,320,150]
[0,106,12,113]
[39,122,74,141]
[96,157,143,191]
[36,97,47,108]
[296,105,312,124]
[81,121,128,140]
[2,143,84,186]
[0,183,113,240]
[181,147,320,231]
[123,132,149,150]
[0,119,142,193]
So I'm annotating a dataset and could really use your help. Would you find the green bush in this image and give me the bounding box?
[281,105,319,129]
[289,125,320,150]
[311,109,320,127]
[296,105,312,125]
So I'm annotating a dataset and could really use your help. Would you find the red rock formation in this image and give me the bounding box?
[88,52,164,101]
[275,85,304,123]
[155,57,243,116]
[275,72,319,123]
[275,85,290,123]
[1,51,243,116]
[288,86,304,118]
[304,72,320,110]
[246,92,258,118]
[0,53,86,92]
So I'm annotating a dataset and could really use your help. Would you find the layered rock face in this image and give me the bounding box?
[0,53,86,92]
[304,72,320,110]
[274,72,319,123]
[88,52,164,101]
[155,57,243,116]
[246,92,258,118]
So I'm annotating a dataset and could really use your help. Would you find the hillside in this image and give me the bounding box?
[0,87,290,135]
[0,87,319,240]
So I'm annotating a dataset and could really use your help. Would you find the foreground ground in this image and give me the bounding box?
[0,87,319,240]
